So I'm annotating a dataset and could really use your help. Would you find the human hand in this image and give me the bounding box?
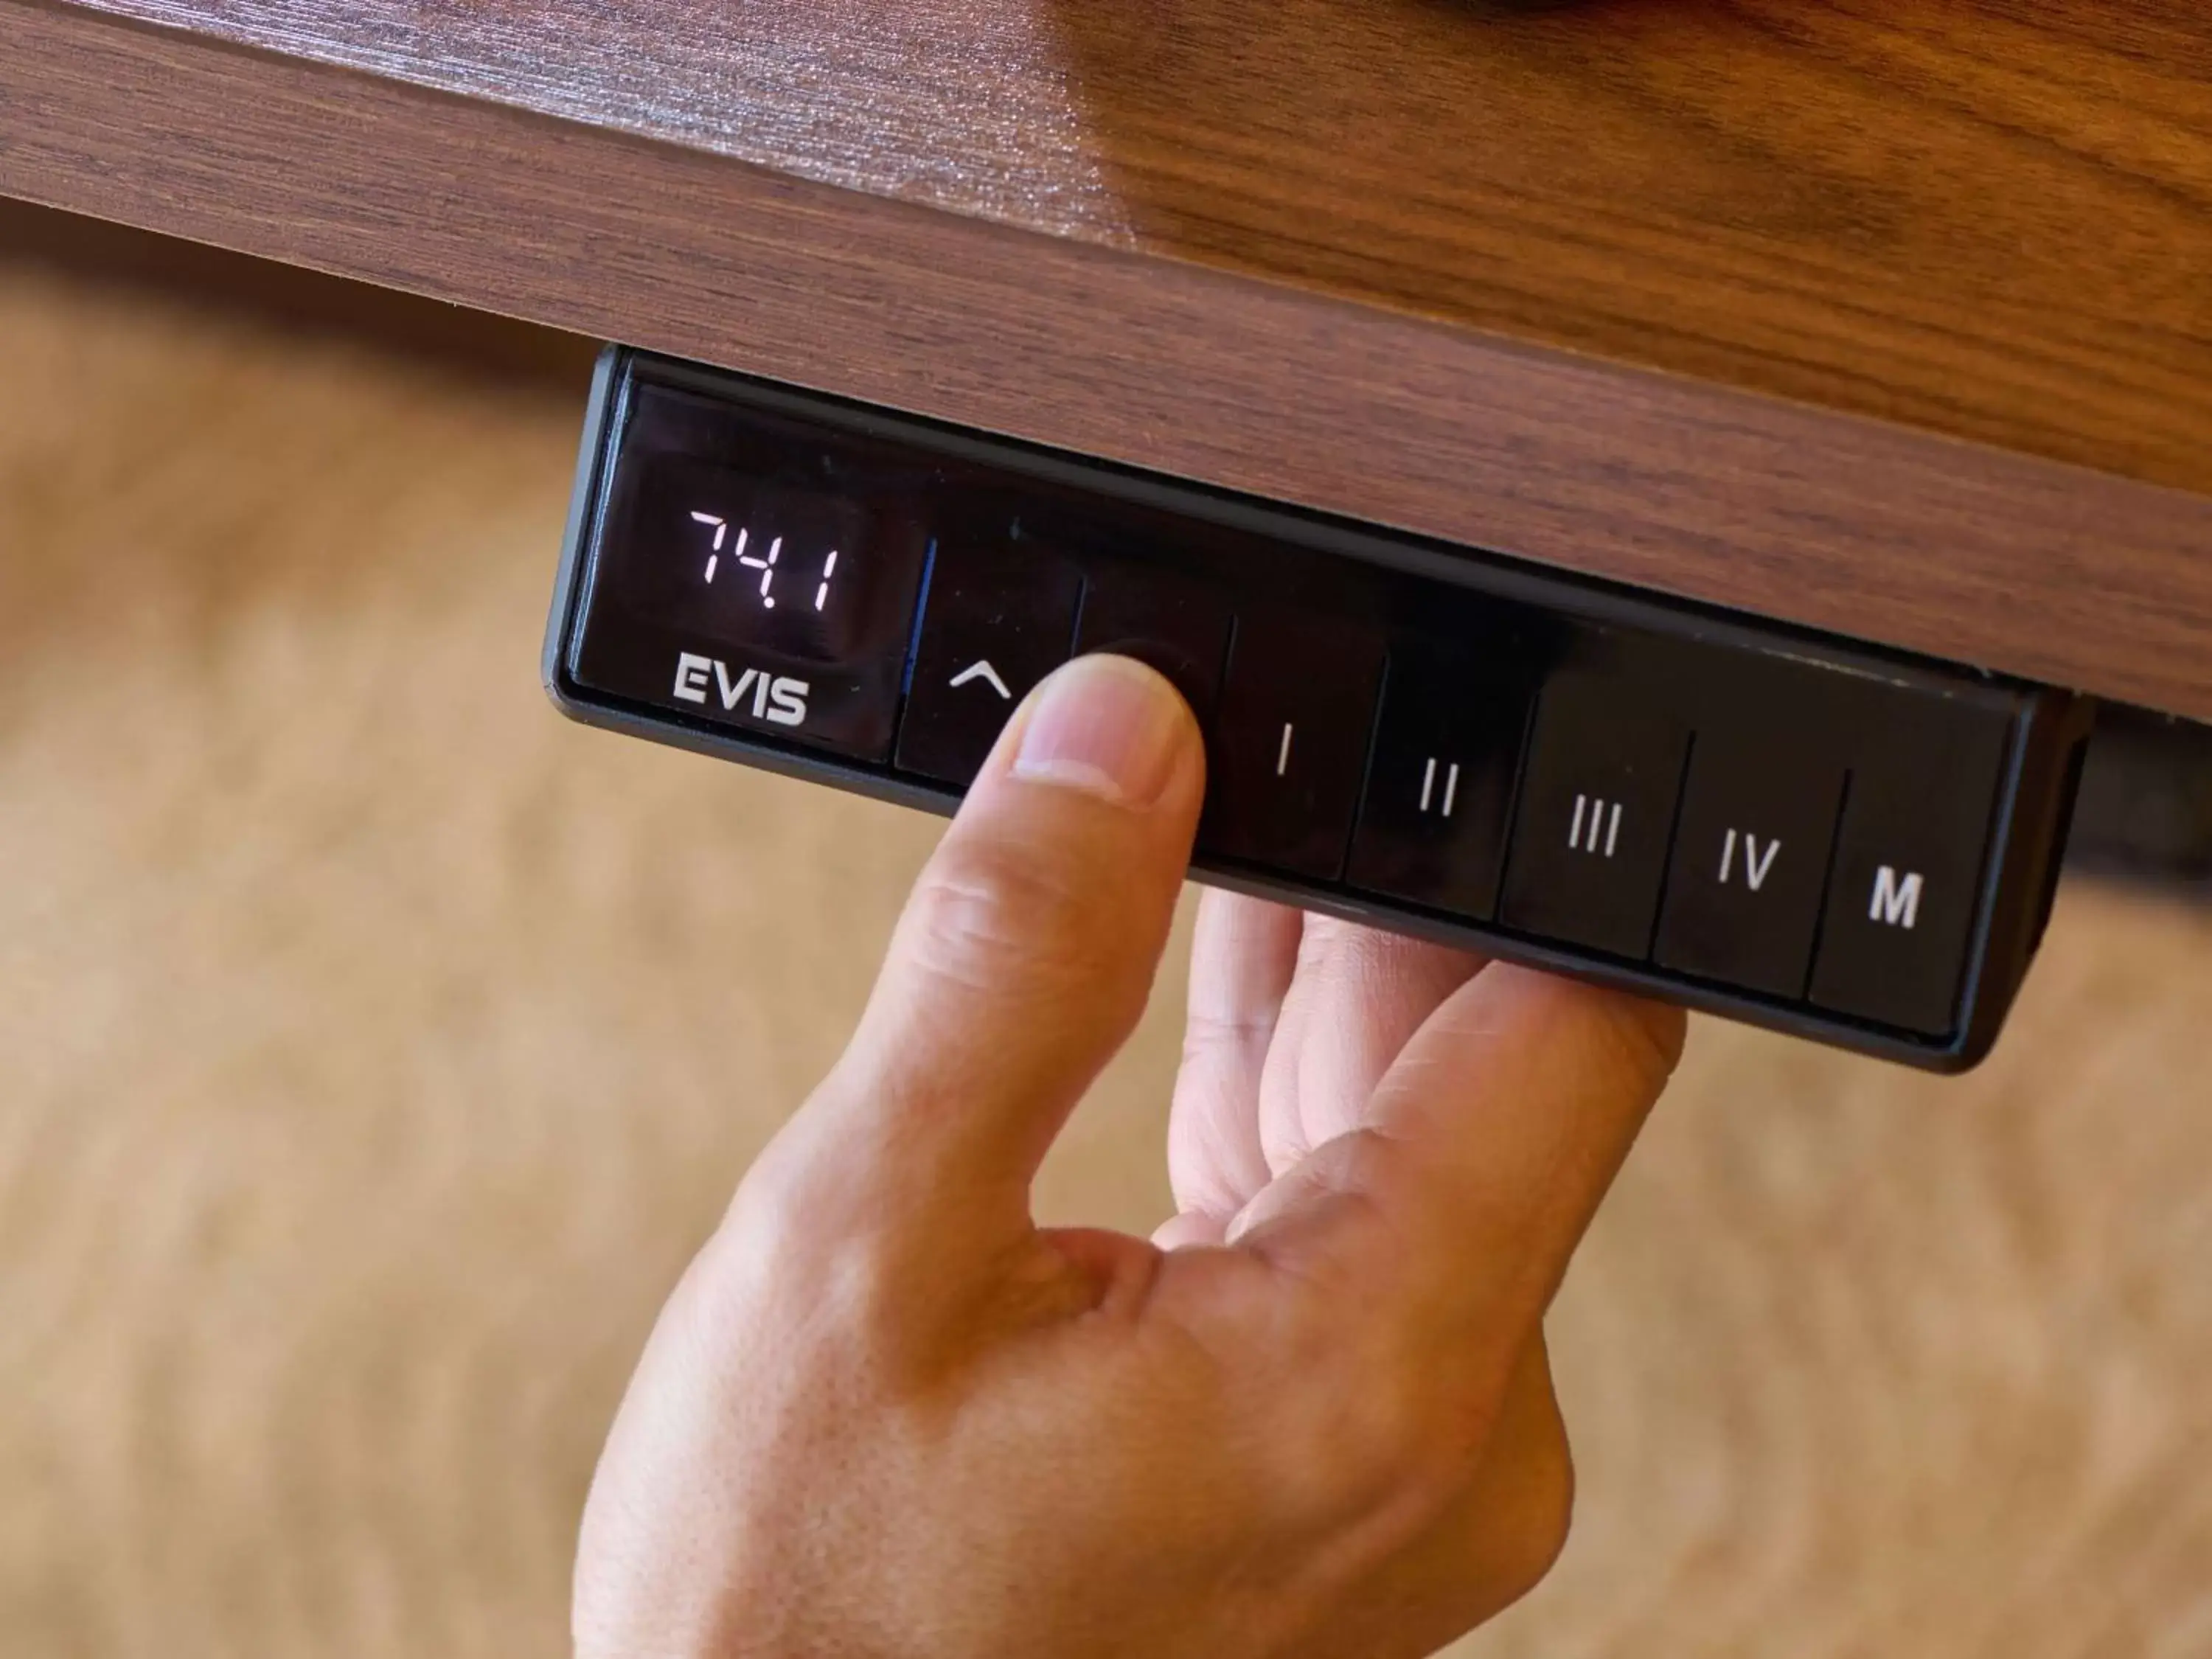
[574,653,1684,1659]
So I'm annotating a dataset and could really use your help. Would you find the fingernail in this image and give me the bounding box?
[1012,655,1190,808]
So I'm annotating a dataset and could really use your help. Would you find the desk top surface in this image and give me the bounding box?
[8,0,2212,716]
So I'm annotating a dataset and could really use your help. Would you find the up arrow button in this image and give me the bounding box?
[948,660,1013,700]
[894,538,1083,787]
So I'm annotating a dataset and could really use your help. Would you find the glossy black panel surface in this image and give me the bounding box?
[1498,673,1691,959]
[570,386,930,760]
[897,535,1084,785]
[1200,610,1385,880]
[1655,731,1847,999]
[1809,691,2011,1034]
[548,349,2092,1071]
[1073,561,1234,724]
[1346,637,1534,922]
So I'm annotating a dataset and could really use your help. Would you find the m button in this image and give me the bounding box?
[1809,696,2011,1037]
[1654,734,1846,998]
[1498,676,1689,959]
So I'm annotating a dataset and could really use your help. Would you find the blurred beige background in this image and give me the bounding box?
[1,251,2209,1658]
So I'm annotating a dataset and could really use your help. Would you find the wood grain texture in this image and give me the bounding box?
[0,198,602,389]
[4,264,2210,1659]
[55,0,2212,495]
[4,0,2212,721]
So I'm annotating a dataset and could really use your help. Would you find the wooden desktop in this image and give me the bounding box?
[4,0,2208,717]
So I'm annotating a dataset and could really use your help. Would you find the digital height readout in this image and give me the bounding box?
[600,456,883,663]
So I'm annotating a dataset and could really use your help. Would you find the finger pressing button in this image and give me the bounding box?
[1073,560,1233,723]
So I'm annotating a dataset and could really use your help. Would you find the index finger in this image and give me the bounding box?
[785,655,1206,1239]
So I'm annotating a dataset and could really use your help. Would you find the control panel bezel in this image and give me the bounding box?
[546,347,2092,1072]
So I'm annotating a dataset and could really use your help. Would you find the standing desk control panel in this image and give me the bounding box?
[546,350,2092,1071]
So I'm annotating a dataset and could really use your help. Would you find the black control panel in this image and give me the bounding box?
[546,349,2092,1071]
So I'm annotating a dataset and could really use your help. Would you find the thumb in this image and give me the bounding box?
[791,653,1205,1238]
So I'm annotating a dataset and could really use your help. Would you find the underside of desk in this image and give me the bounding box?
[4,0,2209,717]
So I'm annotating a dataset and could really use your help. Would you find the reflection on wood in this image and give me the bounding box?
[6,1,2212,720]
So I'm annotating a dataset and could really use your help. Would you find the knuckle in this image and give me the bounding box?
[904,835,1124,998]
[723,1208,928,1380]
[1581,987,1688,1093]
[1245,1130,1539,1515]
[1488,1432,1576,1604]
[709,1161,912,1358]
[1292,1128,1418,1248]
[1179,1005,1278,1071]
[1332,1363,1444,1485]
[810,1237,927,1367]
[1254,1262,1458,1513]
[1486,964,1686,1097]
[1254,1349,1448,1526]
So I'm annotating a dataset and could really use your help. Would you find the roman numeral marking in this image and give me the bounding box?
[1419,757,1461,818]
[1569,794,1622,858]
[1718,829,1782,892]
